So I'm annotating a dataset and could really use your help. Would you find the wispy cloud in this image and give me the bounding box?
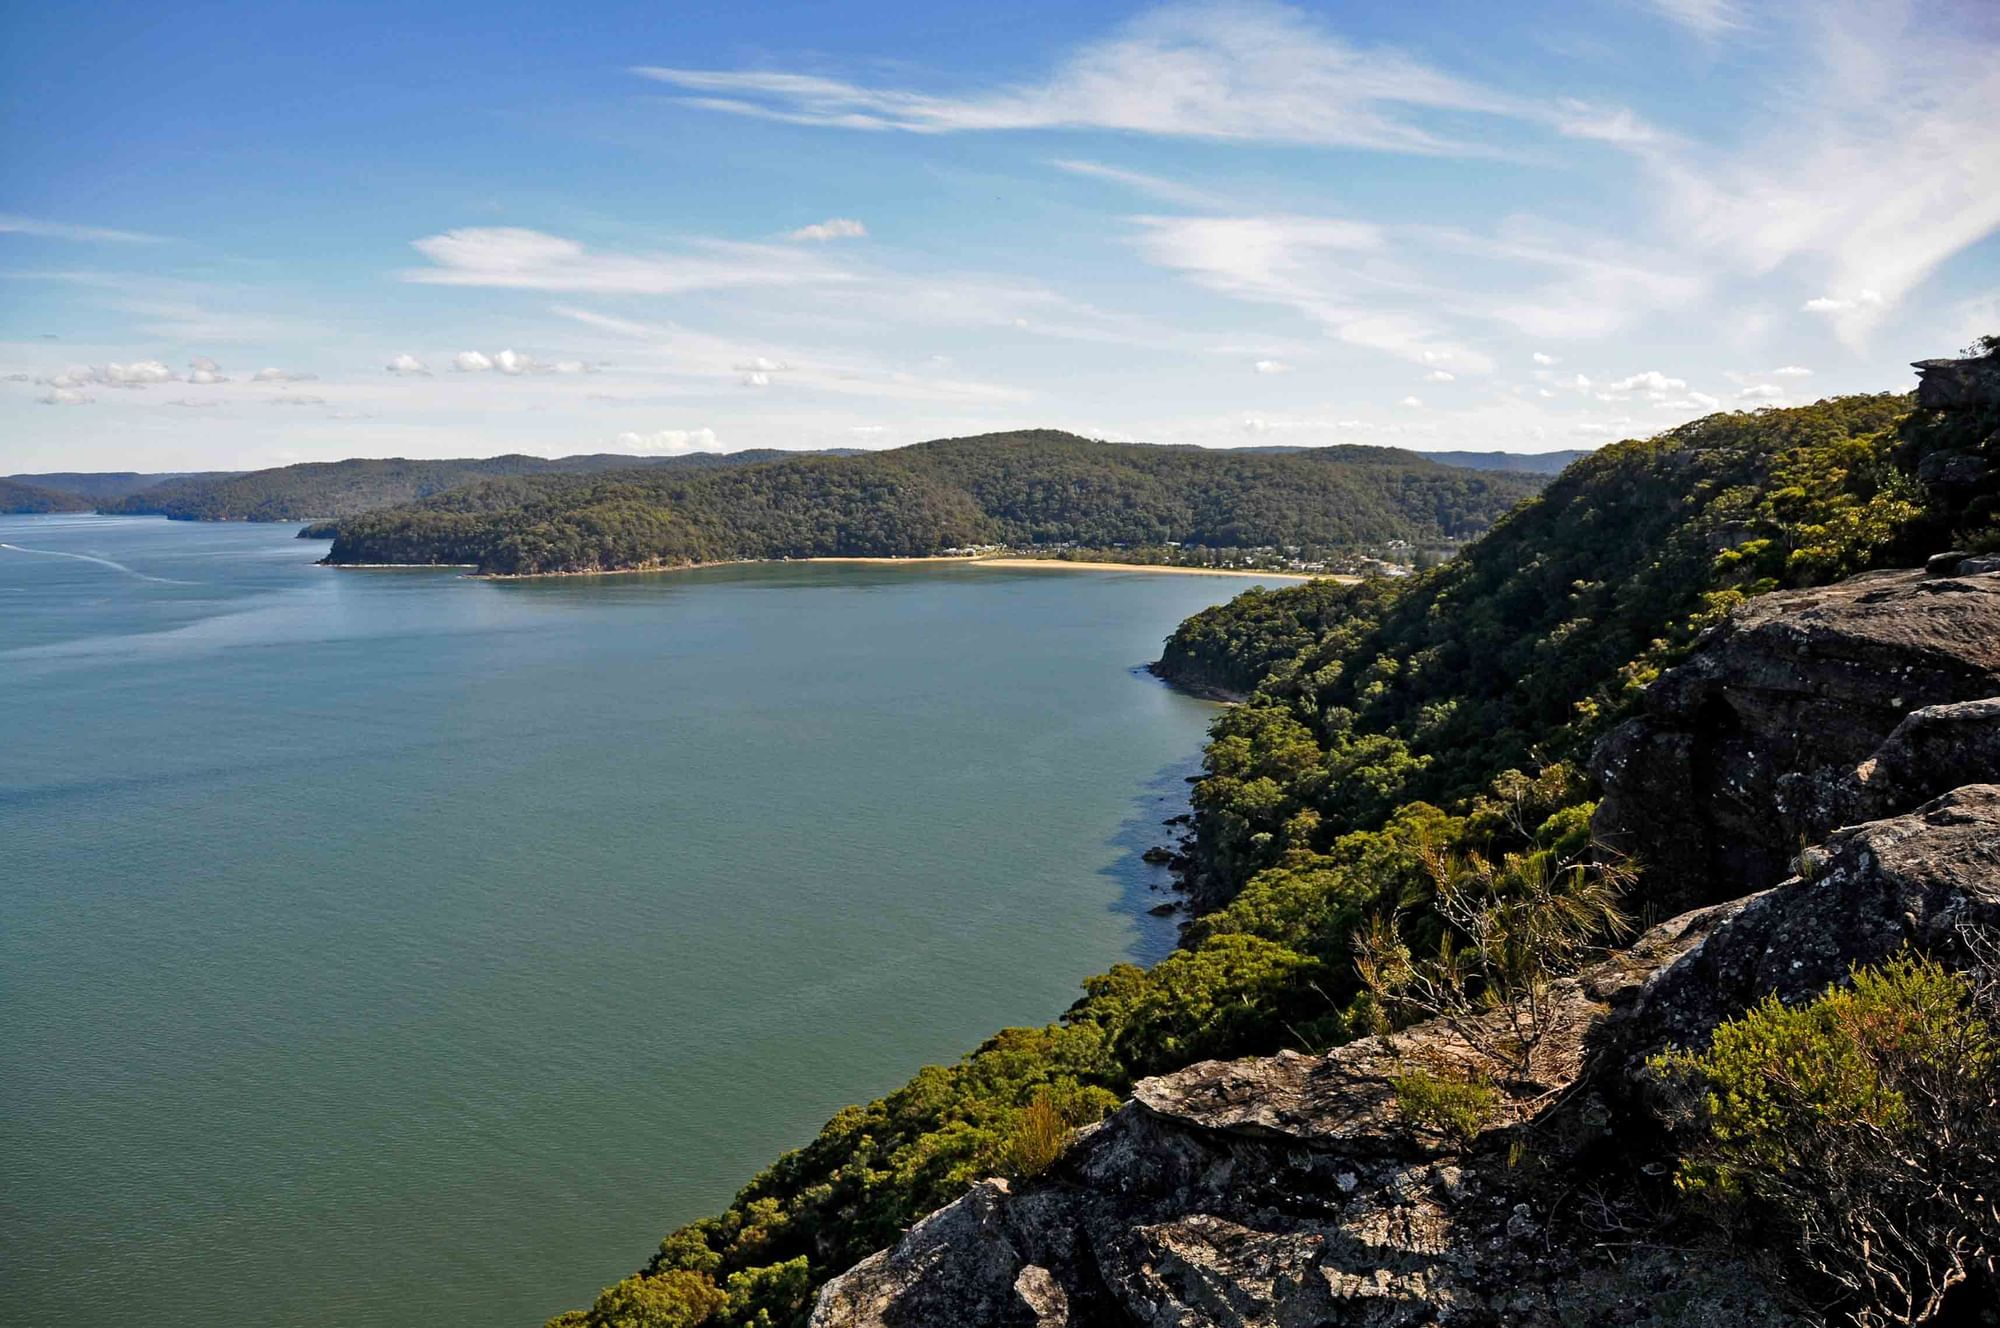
[635,2,1528,155]
[550,305,1027,404]
[1050,159,1221,208]
[0,213,166,244]
[1645,0,1748,38]
[1636,3,2000,343]
[404,227,848,295]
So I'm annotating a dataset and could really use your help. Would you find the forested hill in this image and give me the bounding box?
[4,471,243,503]
[319,431,1544,574]
[97,450,820,523]
[0,477,94,513]
[531,370,1993,1328]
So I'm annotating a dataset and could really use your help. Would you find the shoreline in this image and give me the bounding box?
[968,558,1339,581]
[325,554,1347,582]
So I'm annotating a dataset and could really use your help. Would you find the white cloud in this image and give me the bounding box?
[1737,382,1786,401]
[453,351,493,373]
[787,217,867,241]
[387,353,431,376]
[741,371,772,387]
[1646,0,1746,38]
[1050,158,1220,207]
[38,387,94,405]
[1532,351,1559,365]
[0,213,165,243]
[252,366,315,382]
[37,360,179,390]
[405,227,845,295]
[1601,369,1689,400]
[1802,290,1885,315]
[633,3,1528,155]
[101,360,175,385]
[187,355,229,385]
[493,348,541,375]
[616,427,718,454]
[1130,213,1494,371]
[1425,369,1455,382]
[1648,7,2000,344]
[551,360,592,374]
[1400,395,1424,408]
[551,304,1027,405]
[1253,359,1291,374]
[266,395,328,407]
[1772,364,1813,377]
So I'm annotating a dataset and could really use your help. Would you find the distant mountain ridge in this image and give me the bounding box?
[92,450,832,522]
[319,429,1547,575]
[1238,445,1588,474]
[4,471,245,503]
[0,477,95,514]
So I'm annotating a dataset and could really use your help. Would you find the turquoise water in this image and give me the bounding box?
[0,515,1273,1328]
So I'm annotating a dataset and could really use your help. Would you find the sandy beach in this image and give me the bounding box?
[330,554,1350,582]
[967,558,1344,581]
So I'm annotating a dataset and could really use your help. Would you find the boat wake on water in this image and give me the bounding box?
[0,543,196,585]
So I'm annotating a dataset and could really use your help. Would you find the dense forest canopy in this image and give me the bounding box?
[0,477,95,513]
[2,471,243,503]
[96,450,821,522]
[537,380,1987,1328]
[319,431,1545,574]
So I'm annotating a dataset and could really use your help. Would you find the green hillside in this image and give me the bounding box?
[0,478,94,513]
[99,451,817,523]
[321,431,1544,574]
[535,385,1967,1328]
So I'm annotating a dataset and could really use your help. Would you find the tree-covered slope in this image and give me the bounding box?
[535,379,1974,1328]
[0,477,94,513]
[321,431,1543,574]
[98,450,818,522]
[4,471,243,503]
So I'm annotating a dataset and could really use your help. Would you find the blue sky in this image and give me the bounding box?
[3,0,1996,471]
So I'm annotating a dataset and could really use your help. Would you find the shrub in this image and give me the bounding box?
[574,1268,728,1328]
[1652,953,2000,1326]
[1390,1064,1500,1149]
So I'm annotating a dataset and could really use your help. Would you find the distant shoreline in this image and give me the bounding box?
[968,558,1338,581]
[326,554,1340,582]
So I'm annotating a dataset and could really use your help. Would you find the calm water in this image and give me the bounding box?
[0,515,1275,1328]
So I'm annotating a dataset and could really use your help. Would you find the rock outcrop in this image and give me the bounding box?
[1904,349,2000,535]
[1590,567,2000,917]
[811,787,2000,1328]
[813,556,2000,1328]
[1913,354,2000,412]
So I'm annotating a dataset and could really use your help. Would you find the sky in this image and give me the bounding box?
[2,0,1997,472]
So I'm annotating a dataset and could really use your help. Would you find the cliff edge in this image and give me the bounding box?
[811,567,2000,1328]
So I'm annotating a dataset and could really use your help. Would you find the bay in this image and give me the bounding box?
[0,515,1280,1328]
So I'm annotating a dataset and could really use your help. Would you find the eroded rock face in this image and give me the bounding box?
[812,788,2000,1327]
[1591,568,2000,917]
[1914,354,2000,412]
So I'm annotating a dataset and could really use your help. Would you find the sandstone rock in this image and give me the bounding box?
[1591,568,2000,916]
[1850,698,2000,820]
[1913,354,2000,412]
[812,788,2000,1327]
[1622,784,2000,1060]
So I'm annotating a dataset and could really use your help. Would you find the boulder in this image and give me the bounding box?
[1591,568,2000,917]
